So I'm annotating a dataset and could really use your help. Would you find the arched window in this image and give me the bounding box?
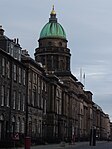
[28,117,32,136]
[17,117,20,133]
[38,120,42,135]
[33,119,37,134]
[21,118,25,133]
[12,116,16,134]
[0,114,4,140]
[0,114,4,121]
[12,116,15,123]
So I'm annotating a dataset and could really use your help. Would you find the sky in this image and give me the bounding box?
[0,0,112,120]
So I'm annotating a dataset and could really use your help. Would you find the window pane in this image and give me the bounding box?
[19,68,21,83]
[7,61,10,78]
[23,70,25,85]
[18,93,21,110]
[1,86,5,106]
[6,88,10,107]
[13,91,16,109]
[2,58,5,76]
[14,65,17,81]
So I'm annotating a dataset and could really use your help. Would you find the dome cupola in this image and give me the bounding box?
[39,6,66,40]
[35,6,71,73]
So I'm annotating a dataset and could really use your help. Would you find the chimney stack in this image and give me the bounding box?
[17,38,19,44]
[0,25,4,35]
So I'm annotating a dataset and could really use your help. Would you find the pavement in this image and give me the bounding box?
[17,141,105,149]
[16,142,87,149]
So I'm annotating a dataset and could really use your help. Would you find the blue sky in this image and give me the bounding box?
[0,0,112,120]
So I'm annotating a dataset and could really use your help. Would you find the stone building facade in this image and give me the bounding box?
[0,7,111,146]
[0,27,26,146]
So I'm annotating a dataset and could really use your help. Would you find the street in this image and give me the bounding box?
[64,141,112,149]
[29,141,112,149]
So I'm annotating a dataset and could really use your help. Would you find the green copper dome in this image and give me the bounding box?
[40,6,66,39]
[40,22,66,39]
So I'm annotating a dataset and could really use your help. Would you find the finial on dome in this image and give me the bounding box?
[51,5,56,15]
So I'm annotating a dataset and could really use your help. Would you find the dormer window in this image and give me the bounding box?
[9,42,14,56]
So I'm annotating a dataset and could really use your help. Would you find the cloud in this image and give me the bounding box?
[93,93,112,121]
